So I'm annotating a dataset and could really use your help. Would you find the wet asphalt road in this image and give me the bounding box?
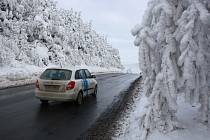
[0,73,138,140]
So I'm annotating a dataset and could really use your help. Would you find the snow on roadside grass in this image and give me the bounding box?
[115,93,210,140]
[0,64,122,89]
[114,92,150,140]
[0,65,45,89]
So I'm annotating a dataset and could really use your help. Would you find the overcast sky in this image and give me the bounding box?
[57,0,149,65]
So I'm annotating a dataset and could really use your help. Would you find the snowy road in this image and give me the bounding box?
[0,73,138,140]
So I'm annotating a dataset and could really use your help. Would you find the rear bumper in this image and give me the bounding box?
[35,89,77,101]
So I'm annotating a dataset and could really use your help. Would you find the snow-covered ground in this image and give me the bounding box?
[149,96,210,140]
[115,93,210,140]
[0,64,122,89]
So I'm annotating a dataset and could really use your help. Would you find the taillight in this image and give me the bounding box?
[35,80,40,89]
[66,81,75,90]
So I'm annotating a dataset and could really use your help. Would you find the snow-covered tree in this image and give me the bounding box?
[132,0,210,139]
[0,0,123,69]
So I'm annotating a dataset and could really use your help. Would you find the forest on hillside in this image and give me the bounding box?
[0,0,123,69]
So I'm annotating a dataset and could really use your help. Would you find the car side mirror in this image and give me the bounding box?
[91,75,96,78]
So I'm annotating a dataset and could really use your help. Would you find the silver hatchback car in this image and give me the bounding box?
[35,68,97,104]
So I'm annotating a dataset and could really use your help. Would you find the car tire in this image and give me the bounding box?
[92,85,97,97]
[40,99,48,104]
[76,91,83,105]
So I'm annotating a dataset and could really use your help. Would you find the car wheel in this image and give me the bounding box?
[92,86,97,97]
[76,91,83,105]
[40,99,48,104]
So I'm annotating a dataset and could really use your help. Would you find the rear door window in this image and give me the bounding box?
[75,70,86,79]
[40,69,72,80]
[84,69,91,78]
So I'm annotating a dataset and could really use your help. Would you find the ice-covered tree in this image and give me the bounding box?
[132,0,210,139]
[0,0,123,69]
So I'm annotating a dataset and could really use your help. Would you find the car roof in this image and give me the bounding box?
[45,67,89,72]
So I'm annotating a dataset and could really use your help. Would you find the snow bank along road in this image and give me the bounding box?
[0,73,139,140]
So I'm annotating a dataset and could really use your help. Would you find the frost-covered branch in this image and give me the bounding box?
[132,0,210,139]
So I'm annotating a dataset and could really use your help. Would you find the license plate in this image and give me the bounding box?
[44,85,60,91]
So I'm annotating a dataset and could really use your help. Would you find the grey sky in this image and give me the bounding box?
[57,0,149,65]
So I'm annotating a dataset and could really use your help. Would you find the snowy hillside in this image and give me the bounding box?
[128,0,210,139]
[0,0,122,69]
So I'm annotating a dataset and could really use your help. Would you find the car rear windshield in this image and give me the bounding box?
[40,69,72,80]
